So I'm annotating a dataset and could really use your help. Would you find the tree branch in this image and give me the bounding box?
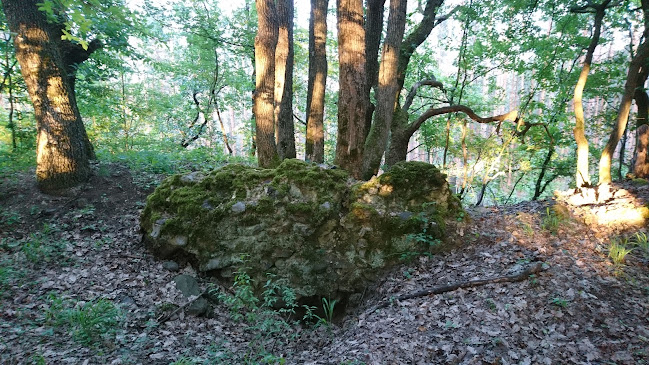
[367,262,545,315]
[408,104,518,136]
[403,78,444,112]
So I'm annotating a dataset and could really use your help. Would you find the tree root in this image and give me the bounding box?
[367,262,546,315]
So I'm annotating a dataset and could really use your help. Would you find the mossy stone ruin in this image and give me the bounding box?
[140,159,463,307]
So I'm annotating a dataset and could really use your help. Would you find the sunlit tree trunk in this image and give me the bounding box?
[633,69,649,177]
[334,0,368,178]
[305,0,328,163]
[599,0,649,183]
[274,0,296,160]
[254,0,280,168]
[571,0,610,190]
[361,0,408,180]
[2,0,95,192]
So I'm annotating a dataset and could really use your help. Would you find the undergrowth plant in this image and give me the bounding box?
[609,238,633,273]
[46,294,122,347]
[541,207,561,234]
[208,267,325,364]
[631,232,649,257]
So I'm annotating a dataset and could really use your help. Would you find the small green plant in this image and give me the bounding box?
[631,232,649,256]
[609,238,633,273]
[541,207,560,234]
[0,209,22,225]
[209,267,310,363]
[20,233,71,265]
[550,297,569,308]
[46,295,122,346]
[321,297,337,324]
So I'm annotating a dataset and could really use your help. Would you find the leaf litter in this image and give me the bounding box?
[0,164,648,364]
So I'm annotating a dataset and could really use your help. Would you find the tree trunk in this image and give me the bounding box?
[361,0,408,180]
[334,0,368,178]
[532,146,554,200]
[386,0,446,168]
[633,69,649,177]
[305,0,328,163]
[2,0,93,192]
[275,0,296,160]
[572,0,610,190]
[363,0,386,137]
[254,0,280,168]
[599,0,649,183]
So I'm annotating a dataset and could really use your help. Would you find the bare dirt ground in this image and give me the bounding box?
[1,163,648,364]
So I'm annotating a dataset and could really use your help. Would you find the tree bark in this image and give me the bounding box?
[361,0,408,180]
[2,0,93,192]
[254,0,280,168]
[571,0,610,190]
[633,68,649,177]
[363,0,386,137]
[334,0,368,178]
[385,0,447,168]
[274,0,296,160]
[305,0,328,163]
[599,0,649,183]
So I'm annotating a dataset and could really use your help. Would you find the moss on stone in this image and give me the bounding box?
[141,160,463,308]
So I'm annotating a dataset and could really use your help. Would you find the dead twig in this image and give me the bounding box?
[367,262,546,315]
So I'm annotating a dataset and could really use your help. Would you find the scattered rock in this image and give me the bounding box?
[162,261,180,272]
[173,274,208,316]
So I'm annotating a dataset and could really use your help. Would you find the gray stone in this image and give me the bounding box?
[231,201,246,214]
[320,201,331,210]
[398,211,414,220]
[162,261,180,272]
[174,274,201,297]
[173,274,208,316]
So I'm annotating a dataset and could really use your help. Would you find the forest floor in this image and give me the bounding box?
[1,162,649,364]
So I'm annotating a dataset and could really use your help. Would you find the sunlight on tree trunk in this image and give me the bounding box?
[305,0,328,163]
[571,0,610,190]
[334,0,368,178]
[633,69,649,177]
[599,26,649,182]
[361,0,407,180]
[2,0,92,192]
[254,0,280,168]
[274,0,296,160]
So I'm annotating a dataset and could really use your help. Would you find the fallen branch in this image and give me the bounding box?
[367,262,546,315]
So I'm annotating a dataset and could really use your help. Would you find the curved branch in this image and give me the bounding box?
[407,104,518,136]
[403,78,444,112]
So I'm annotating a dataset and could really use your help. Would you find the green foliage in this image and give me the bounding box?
[609,238,633,272]
[631,232,649,258]
[550,297,570,308]
[208,266,328,363]
[541,207,560,234]
[45,294,122,347]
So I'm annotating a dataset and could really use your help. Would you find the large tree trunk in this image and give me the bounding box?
[274,0,296,160]
[633,68,649,177]
[599,0,649,183]
[385,0,446,168]
[571,0,610,190]
[2,0,94,192]
[361,0,408,180]
[363,0,386,137]
[254,0,280,168]
[305,0,328,163]
[334,0,368,178]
